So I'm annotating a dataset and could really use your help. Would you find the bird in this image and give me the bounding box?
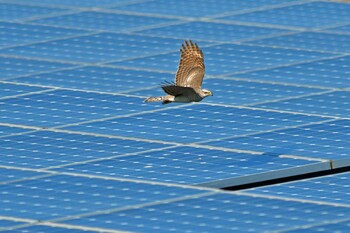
[144,40,212,104]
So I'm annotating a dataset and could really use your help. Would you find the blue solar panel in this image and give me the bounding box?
[135,21,290,42]
[114,0,300,17]
[0,3,67,21]
[0,90,162,127]
[0,83,47,99]
[0,33,184,63]
[0,130,166,168]
[254,91,350,118]
[236,55,350,88]
[64,105,327,143]
[8,0,133,8]
[32,11,176,32]
[220,1,350,29]
[0,56,75,80]
[63,192,350,233]
[0,167,47,183]
[0,125,31,137]
[0,22,88,48]
[246,171,350,206]
[206,119,350,166]
[1,225,100,233]
[114,43,334,75]
[53,146,329,187]
[0,219,28,230]
[246,32,350,53]
[327,24,350,34]
[0,174,207,220]
[1,0,349,232]
[9,66,169,93]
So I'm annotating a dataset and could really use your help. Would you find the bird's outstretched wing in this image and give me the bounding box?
[175,40,205,89]
[161,81,198,97]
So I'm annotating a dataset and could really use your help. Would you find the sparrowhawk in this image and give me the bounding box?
[144,40,212,104]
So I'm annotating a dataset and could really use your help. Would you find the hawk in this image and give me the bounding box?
[144,40,212,104]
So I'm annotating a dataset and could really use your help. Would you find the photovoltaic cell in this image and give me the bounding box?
[246,32,350,53]
[32,12,176,32]
[0,219,28,230]
[0,22,88,48]
[135,21,290,42]
[1,225,103,233]
[113,43,334,75]
[0,125,31,138]
[114,0,300,17]
[0,130,167,168]
[246,171,350,206]
[0,33,184,63]
[0,56,75,80]
[64,104,328,143]
[0,89,162,127]
[326,24,350,34]
[236,55,350,88]
[10,66,169,93]
[0,3,67,21]
[63,192,350,233]
[53,145,330,187]
[7,0,134,8]
[0,0,349,232]
[0,167,47,183]
[205,119,350,164]
[253,91,350,118]
[0,174,207,220]
[0,82,48,99]
[220,1,350,29]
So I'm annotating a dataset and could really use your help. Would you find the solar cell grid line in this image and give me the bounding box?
[0,56,77,80]
[1,89,191,128]
[235,54,350,88]
[0,33,196,64]
[0,2,69,21]
[112,0,307,18]
[60,192,350,233]
[112,42,336,75]
[244,171,350,207]
[218,1,350,30]
[251,90,350,118]
[0,173,214,221]
[2,0,146,8]
[62,104,332,144]
[205,119,350,166]
[6,66,174,94]
[51,144,331,187]
[0,129,171,169]
[1,0,350,232]
[244,31,350,54]
[0,21,90,49]
[132,21,294,43]
[0,82,51,100]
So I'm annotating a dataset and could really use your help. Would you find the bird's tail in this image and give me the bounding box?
[144,96,172,104]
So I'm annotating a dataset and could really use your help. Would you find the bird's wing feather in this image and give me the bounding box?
[161,85,198,97]
[175,40,205,89]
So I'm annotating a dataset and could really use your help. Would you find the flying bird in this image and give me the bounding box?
[144,40,212,104]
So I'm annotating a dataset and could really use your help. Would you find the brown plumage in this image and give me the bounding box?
[144,40,212,104]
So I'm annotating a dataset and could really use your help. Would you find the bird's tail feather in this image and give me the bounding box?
[144,96,172,104]
[144,96,165,102]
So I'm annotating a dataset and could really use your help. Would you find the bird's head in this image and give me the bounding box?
[203,89,213,97]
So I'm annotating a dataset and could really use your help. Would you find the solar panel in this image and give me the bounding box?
[1,0,349,232]
[246,171,350,206]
